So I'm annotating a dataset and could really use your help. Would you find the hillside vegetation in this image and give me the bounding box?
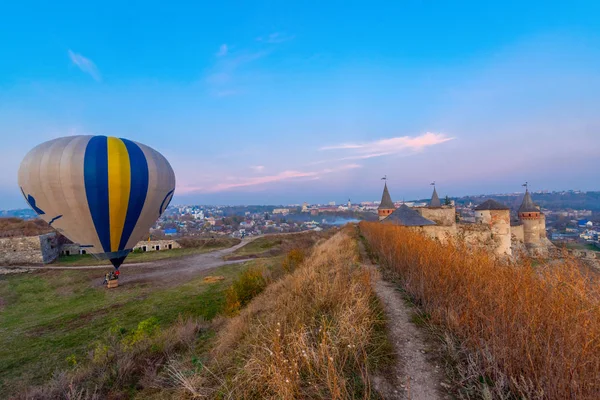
[360,221,600,399]
[172,227,389,399]
[224,230,332,260]
[6,228,390,399]
[0,217,53,238]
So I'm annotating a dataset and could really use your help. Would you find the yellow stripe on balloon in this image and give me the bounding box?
[107,137,131,252]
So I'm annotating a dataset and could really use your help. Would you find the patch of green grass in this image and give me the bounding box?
[0,261,250,395]
[562,242,600,252]
[229,236,283,257]
[54,243,236,266]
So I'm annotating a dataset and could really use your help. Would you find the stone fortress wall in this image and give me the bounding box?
[1,235,181,266]
[0,232,59,265]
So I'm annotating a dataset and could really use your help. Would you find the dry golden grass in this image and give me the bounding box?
[0,217,53,238]
[360,221,600,400]
[182,227,388,399]
[203,276,226,283]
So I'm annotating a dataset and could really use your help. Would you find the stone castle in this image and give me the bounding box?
[377,182,554,257]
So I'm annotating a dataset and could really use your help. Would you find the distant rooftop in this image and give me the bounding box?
[474,199,510,211]
[382,204,436,226]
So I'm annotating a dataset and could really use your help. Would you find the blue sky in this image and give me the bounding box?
[1,1,599,208]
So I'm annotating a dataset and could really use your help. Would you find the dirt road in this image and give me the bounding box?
[7,236,259,287]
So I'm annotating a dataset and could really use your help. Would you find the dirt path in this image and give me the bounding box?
[359,242,445,400]
[5,237,260,288]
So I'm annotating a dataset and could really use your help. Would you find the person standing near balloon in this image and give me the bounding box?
[18,135,176,285]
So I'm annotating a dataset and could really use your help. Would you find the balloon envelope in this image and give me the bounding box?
[18,135,176,268]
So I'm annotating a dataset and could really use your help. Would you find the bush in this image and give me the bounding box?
[281,248,305,273]
[224,267,267,316]
[23,317,207,399]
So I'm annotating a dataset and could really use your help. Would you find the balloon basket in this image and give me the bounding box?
[107,279,119,289]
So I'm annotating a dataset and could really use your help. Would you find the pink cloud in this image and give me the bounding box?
[177,164,361,194]
[320,132,453,153]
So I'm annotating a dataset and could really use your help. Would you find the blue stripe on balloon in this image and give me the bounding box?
[159,189,175,215]
[118,139,149,250]
[84,136,111,253]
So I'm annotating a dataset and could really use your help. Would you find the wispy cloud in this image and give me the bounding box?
[315,132,454,163]
[179,164,361,193]
[68,50,101,81]
[215,89,239,97]
[205,48,268,97]
[251,165,265,172]
[216,44,228,57]
[257,32,295,44]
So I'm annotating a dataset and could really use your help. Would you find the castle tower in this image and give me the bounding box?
[518,185,542,246]
[378,182,396,220]
[429,185,441,207]
[474,199,512,256]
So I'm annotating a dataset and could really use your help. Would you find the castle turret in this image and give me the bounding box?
[474,199,511,256]
[429,186,441,207]
[378,182,396,220]
[518,187,542,246]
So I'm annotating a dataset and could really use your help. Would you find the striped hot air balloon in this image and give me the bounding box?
[18,135,176,269]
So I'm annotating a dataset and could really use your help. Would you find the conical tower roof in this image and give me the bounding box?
[518,189,539,213]
[475,199,510,211]
[378,183,395,210]
[383,204,437,226]
[429,187,441,207]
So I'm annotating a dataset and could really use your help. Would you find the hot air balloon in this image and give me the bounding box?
[18,135,176,270]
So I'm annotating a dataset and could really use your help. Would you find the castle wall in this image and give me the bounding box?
[512,224,524,242]
[415,207,456,227]
[457,223,496,252]
[0,233,59,265]
[522,219,541,245]
[472,209,511,256]
[539,214,547,239]
[419,225,457,244]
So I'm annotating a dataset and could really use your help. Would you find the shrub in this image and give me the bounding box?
[360,221,600,400]
[281,248,305,273]
[23,317,208,399]
[224,266,267,316]
[122,317,161,348]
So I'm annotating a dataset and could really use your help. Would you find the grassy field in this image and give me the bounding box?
[0,261,248,396]
[224,231,332,260]
[562,242,600,252]
[54,238,241,266]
